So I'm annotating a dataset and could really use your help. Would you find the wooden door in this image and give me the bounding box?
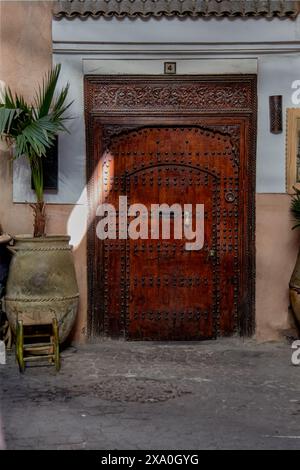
[127,161,216,340]
[85,76,257,340]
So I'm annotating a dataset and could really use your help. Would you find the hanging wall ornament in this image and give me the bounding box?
[269,95,283,134]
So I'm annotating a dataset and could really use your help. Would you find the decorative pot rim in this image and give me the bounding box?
[13,235,71,243]
[0,233,12,244]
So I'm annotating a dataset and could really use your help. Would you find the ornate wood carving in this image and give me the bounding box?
[86,77,254,113]
[85,75,257,339]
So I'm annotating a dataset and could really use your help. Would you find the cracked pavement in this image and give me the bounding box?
[1,338,300,449]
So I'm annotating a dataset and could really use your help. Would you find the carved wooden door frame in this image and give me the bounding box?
[84,75,257,338]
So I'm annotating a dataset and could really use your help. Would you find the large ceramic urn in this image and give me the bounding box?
[0,234,11,297]
[290,248,300,326]
[4,236,79,343]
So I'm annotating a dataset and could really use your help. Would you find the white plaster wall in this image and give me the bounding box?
[257,53,300,192]
[13,16,300,202]
[52,15,300,44]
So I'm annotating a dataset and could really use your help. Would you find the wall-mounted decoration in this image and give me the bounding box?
[286,108,300,194]
[269,95,283,134]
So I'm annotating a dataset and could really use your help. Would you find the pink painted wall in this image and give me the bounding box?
[0,1,87,342]
[0,1,299,342]
[256,194,299,341]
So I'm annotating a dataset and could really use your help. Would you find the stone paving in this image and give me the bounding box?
[1,337,300,450]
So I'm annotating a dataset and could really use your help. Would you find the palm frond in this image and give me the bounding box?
[35,64,61,118]
[51,83,72,118]
[1,85,31,114]
[0,84,33,138]
[0,63,72,225]
[2,85,17,109]
[290,186,300,230]
[14,115,59,159]
[0,108,19,135]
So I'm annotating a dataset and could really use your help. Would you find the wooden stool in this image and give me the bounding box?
[15,318,60,373]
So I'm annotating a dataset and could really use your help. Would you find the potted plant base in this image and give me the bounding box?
[289,187,300,328]
[0,233,11,296]
[290,252,300,327]
[4,236,79,343]
[0,233,12,348]
[0,65,79,347]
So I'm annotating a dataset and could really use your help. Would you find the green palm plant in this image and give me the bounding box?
[291,186,300,230]
[0,64,72,237]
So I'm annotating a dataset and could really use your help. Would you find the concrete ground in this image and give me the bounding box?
[1,337,300,450]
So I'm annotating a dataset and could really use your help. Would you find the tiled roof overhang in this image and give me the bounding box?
[53,0,300,20]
